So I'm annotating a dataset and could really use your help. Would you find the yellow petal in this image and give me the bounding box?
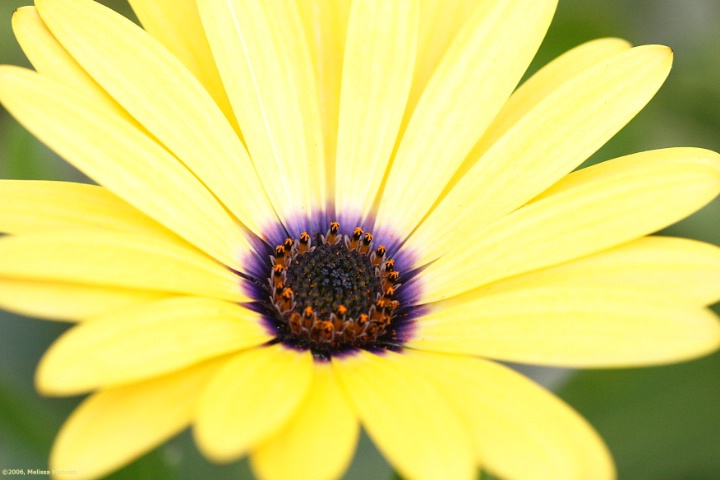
[0,279,170,322]
[375,0,556,239]
[420,148,720,302]
[0,180,181,243]
[296,0,351,199]
[250,363,359,480]
[408,45,673,262]
[128,0,241,135]
[50,359,224,480]
[334,0,418,222]
[405,0,480,127]
[0,230,246,302]
[0,66,250,269]
[420,37,632,224]
[478,38,632,156]
[198,0,325,226]
[454,236,720,307]
[11,6,134,124]
[195,344,314,462]
[36,297,270,395]
[409,286,720,367]
[406,351,614,480]
[536,146,719,200]
[390,0,480,177]
[333,350,475,480]
[266,0,327,211]
[35,0,277,237]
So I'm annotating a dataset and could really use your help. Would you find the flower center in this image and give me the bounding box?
[285,241,380,320]
[267,222,401,358]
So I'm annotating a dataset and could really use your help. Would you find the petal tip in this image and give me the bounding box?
[192,425,244,465]
[12,5,34,19]
[34,359,62,397]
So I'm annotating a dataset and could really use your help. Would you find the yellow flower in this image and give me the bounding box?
[1,0,719,479]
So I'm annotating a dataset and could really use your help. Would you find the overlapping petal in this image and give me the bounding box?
[406,0,480,123]
[375,0,556,240]
[35,0,278,238]
[409,286,720,367]
[250,363,359,480]
[334,0,418,224]
[420,148,720,302]
[0,231,246,302]
[333,350,475,480]
[0,279,170,322]
[36,297,271,395]
[128,0,240,134]
[296,0,351,188]
[264,0,327,212]
[50,359,224,480]
[475,37,632,155]
[0,66,250,268]
[407,45,673,261]
[0,180,181,243]
[450,236,720,307]
[11,6,134,123]
[197,0,324,229]
[407,351,614,480]
[195,344,314,463]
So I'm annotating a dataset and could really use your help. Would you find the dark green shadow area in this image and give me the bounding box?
[102,429,254,480]
[558,351,720,480]
[0,373,58,467]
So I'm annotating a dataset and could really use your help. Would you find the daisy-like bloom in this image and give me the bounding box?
[1,0,720,479]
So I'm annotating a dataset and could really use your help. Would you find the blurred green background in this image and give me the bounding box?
[1,1,719,479]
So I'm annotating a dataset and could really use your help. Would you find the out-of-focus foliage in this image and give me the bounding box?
[0,1,718,479]
[559,352,720,480]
